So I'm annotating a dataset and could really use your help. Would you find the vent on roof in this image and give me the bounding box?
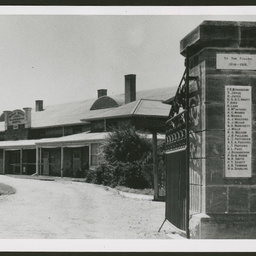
[0,112,4,122]
[125,74,136,104]
[98,89,107,98]
[90,96,119,110]
[35,100,44,112]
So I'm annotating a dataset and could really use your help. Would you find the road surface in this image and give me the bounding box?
[0,175,167,239]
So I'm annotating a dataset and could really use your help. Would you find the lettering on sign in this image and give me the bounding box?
[8,110,26,126]
[217,54,256,70]
[225,86,252,178]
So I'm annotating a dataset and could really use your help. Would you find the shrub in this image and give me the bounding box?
[85,165,113,186]
[88,161,153,189]
[102,125,152,163]
[120,161,153,189]
[0,183,16,195]
[85,125,154,189]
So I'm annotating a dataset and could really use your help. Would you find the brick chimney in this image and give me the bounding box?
[3,110,11,130]
[35,100,44,112]
[125,74,136,104]
[23,107,32,128]
[97,89,107,98]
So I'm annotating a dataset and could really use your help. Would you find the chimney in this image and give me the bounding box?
[3,110,11,131]
[97,89,107,98]
[23,107,32,128]
[35,100,43,112]
[125,74,136,104]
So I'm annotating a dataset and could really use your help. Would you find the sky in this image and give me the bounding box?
[0,7,256,114]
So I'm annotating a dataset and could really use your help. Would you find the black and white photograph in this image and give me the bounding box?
[0,5,256,252]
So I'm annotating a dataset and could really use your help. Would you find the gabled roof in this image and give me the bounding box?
[82,99,171,121]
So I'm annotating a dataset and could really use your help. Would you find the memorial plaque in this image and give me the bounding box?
[217,54,256,70]
[225,86,252,177]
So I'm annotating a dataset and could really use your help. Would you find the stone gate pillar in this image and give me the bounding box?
[180,21,256,239]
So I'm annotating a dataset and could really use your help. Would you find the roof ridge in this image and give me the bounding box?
[28,87,173,111]
[139,98,163,102]
[113,86,171,96]
[131,99,143,115]
[41,98,95,109]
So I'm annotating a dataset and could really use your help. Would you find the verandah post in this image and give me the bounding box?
[20,148,23,175]
[153,131,159,201]
[39,147,42,175]
[3,149,5,175]
[36,146,39,175]
[61,146,64,178]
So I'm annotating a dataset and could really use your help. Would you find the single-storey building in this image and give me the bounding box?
[0,75,174,181]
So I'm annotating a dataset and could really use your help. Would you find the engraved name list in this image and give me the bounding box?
[225,85,252,178]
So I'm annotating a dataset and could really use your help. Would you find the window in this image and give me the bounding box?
[90,143,101,167]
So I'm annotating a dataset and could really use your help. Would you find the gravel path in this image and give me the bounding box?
[0,175,168,239]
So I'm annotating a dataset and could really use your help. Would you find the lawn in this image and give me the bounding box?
[116,185,154,195]
[0,183,16,196]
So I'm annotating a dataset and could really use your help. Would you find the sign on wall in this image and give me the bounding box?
[8,110,26,126]
[217,54,256,70]
[225,86,252,178]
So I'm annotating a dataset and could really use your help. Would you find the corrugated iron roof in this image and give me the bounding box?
[36,131,108,145]
[0,131,165,149]
[0,139,37,149]
[0,132,107,149]
[0,138,52,149]
[133,99,171,117]
[0,86,175,131]
[82,99,171,121]
[31,99,95,128]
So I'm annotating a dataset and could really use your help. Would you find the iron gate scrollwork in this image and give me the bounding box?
[166,112,186,152]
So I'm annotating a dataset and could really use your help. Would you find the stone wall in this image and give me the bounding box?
[181,20,256,238]
[29,124,90,139]
[4,127,29,141]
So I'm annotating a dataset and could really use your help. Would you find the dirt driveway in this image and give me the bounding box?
[0,175,168,239]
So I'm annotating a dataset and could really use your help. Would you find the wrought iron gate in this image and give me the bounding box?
[166,142,187,230]
[163,48,202,238]
[165,59,190,237]
[165,111,188,232]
